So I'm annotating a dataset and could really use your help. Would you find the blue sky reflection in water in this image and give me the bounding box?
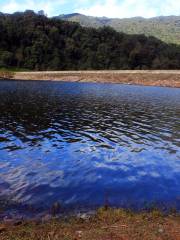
[0,81,179,216]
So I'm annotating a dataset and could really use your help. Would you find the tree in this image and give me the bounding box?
[0,12,179,70]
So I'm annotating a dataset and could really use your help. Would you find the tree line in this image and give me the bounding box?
[0,11,180,70]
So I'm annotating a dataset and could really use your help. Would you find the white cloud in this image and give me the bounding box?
[1,0,65,16]
[1,0,180,18]
[77,0,180,18]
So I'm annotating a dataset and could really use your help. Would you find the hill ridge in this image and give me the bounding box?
[58,13,180,45]
[0,12,180,70]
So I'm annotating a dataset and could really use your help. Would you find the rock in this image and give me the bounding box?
[158,228,164,233]
[78,213,90,221]
[80,214,88,220]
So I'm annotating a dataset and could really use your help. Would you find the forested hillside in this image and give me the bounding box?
[59,14,180,45]
[0,11,180,70]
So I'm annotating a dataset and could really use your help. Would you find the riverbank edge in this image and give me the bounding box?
[0,208,179,240]
[7,70,180,88]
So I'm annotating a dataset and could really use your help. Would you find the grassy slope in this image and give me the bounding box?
[0,208,179,240]
[58,14,180,45]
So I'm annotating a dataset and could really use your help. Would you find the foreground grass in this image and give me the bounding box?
[0,208,179,240]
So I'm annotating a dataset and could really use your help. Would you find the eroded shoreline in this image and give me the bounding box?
[13,70,180,88]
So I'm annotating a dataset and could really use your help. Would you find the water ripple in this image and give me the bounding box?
[0,81,179,216]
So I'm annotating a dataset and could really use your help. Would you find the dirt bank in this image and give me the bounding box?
[0,208,179,240]
[13,70,180,88]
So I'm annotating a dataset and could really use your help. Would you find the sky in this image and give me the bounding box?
[0,0,180,18]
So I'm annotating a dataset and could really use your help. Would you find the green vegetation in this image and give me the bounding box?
[59,14,180,45]
[0,11,180,71]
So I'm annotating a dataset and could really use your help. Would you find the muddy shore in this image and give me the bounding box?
[13,70,180,88]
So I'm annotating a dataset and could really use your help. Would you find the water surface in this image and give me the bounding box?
[0,80,180,216]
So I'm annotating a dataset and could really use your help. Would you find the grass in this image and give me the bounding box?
[0,67,30,72]
[0,208,179,240]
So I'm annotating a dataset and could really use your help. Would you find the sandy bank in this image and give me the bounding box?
[13,70,180,88]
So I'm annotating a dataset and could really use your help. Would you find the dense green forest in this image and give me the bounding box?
[59,13,180,45]
[0,11,180,70]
